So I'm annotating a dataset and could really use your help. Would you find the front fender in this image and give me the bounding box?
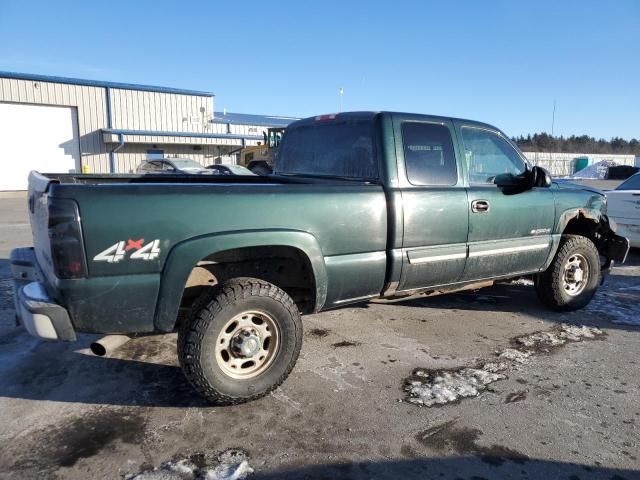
[153,229,327,332]
[555,207,629,263]
[555,206,605,234]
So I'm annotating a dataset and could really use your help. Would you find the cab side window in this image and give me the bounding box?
[461,127,526,184]
[402,122,458,186]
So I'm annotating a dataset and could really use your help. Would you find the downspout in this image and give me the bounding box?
[110,133,125,173]
[105,86,123,173]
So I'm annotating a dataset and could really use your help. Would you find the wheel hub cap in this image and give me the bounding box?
[215,310,280,379]
[562,253,589,296]
[233,331,261,357]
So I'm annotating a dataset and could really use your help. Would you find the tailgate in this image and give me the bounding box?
[27,171,56,282]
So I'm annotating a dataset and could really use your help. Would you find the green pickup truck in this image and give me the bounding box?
[11,112,629,404]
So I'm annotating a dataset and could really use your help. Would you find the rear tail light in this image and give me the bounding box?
[48,198,87,279]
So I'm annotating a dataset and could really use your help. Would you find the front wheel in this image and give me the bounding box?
[535,235,601,311]
[178,278,302,404]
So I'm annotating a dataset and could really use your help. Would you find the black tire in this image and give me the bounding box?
[535,235,601,311]
[178,277,302,405]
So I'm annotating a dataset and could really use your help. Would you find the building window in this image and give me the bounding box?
[147,149,165,160]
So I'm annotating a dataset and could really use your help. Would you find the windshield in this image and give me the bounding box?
[276,119,377,179]
[172,159,204,169]
[226,165,254,175]
[616,173,640,190]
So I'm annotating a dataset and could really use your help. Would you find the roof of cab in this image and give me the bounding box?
[287,111,501,132]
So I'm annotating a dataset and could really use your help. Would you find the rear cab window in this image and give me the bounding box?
[275,115,378,180]
[401,122,458,186]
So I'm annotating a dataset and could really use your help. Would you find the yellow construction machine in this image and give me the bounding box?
[236,127,285,175]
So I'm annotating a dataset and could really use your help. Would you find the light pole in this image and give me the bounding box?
[339,87,344,113]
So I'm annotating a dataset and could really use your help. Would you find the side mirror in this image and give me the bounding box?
[530,166,552,188]
[494,166,552,193]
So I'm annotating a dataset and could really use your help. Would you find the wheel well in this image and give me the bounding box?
[563,215,599,240]
[562,213,610,252]
[179,245,316,318]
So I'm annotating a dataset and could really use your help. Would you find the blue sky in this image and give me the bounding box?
[1,0,638,139]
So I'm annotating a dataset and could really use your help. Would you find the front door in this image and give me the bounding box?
[455,123,555,281]
[394,115,469,291]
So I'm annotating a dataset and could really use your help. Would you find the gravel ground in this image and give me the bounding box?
[0,192,638,480]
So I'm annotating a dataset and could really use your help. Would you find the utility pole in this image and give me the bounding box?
[551,99,556,137]
[339,87,344,113]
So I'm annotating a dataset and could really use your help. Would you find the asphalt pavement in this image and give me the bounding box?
[0,191,638,480]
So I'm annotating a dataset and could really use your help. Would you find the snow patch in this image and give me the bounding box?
[405,324,604,407]
[498,348,531,364]
[568,160,618,179]
[128,450,253,480]
[516,324,603,349]
[585,286,640,326]
[405,364,506,407]
[507,278,534,287]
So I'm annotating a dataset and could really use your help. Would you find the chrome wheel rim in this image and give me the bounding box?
[562,253,589,296]
[215,310,280,379]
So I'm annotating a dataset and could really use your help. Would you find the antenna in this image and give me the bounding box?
[551,100,556,136]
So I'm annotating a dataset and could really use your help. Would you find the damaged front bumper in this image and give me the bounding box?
[599,231,630,283]
[602,232,630,264]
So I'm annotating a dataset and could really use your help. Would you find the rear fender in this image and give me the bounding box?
[154,230,327,332]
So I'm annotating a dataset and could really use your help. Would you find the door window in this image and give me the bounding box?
[461,127,526,184]
[401,122,458,186]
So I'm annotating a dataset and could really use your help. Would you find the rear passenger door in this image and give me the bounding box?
[393,114,470,292]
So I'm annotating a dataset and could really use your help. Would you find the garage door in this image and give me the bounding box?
[0,102,80,191]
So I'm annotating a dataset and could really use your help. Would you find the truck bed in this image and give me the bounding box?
[37,172,380,186]
[27,171,389,334]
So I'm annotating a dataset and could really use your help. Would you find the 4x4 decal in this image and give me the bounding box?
[94,239,161,263]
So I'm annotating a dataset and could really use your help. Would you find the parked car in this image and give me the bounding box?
[607,172,640,247]
[136,158,208,174]
[206,164,256,175]
[12,112,629,405]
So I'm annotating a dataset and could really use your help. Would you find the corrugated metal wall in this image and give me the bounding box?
[0,77,110,172]
[209,121,264,138]
[110,89,213,133]
[0,76,218,173]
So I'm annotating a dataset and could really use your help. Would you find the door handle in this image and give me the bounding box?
[471,199,490,213]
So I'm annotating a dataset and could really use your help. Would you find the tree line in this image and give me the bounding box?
[512,133,640,155]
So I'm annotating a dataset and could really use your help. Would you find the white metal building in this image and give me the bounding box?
[0,71,296,191]
[523,151,636,177]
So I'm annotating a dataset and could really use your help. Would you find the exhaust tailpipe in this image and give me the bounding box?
[90,335,130,357]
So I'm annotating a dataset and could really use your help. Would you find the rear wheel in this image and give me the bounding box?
[178,278,302,404]
[535,235,601,311]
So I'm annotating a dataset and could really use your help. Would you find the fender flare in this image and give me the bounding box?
[153,229,327,332]
[538,207,607,271]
